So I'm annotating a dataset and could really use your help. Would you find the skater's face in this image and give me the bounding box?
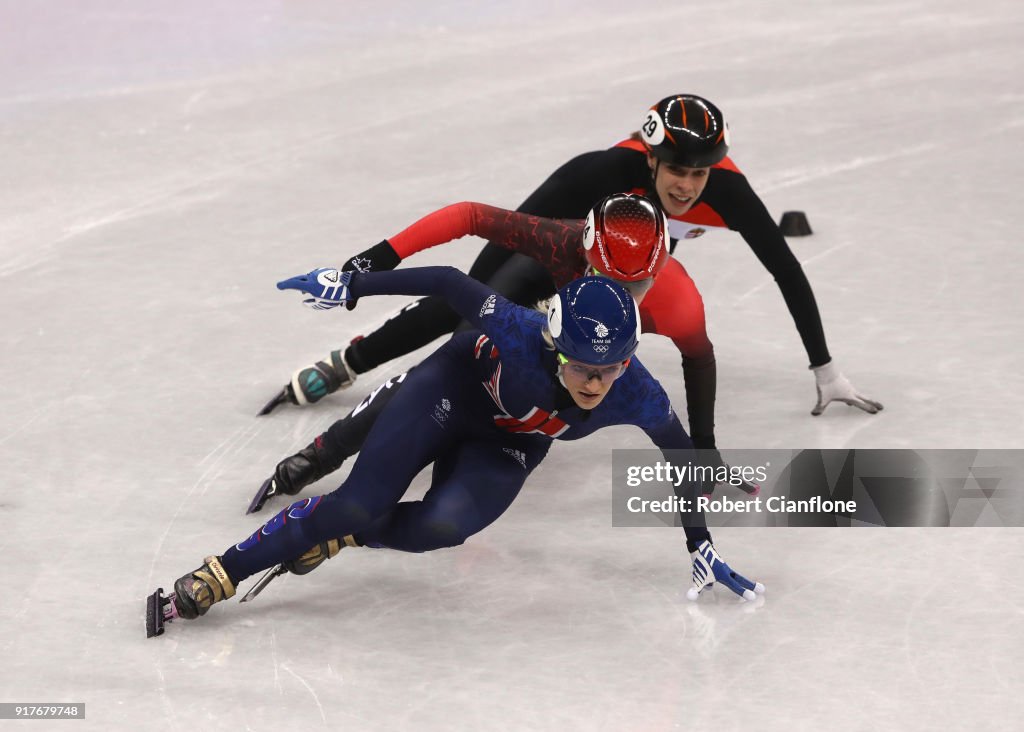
[647,154,710,217]
[558,355,629,409]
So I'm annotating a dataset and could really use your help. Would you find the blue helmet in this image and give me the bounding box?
[547,276,640,365]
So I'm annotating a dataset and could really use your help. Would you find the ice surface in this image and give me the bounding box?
[1,0,1022,729]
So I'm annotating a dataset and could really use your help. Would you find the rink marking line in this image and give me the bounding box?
[197,418,264,468]
[182,89,208,115]
[153,662,178,726]
[731,142,939,305]
[271,631,283,696]
[281,662,327,724]
[0,68,252,106]
[0,20,783,282]
[0,189,225,280]
[200,423,267,496]
[733,240,856,304]
[145,420,267,588]
[0,118,344,279]
[900,553,954,698]
[0,409,47,446]
[757,142,937,195]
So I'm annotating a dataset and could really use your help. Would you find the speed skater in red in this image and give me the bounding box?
[263,93,881,426]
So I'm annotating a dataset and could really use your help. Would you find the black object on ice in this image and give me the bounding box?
[779,210,813,236]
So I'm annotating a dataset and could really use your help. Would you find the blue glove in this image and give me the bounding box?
[687,540,765,601]
[277,268,354,310]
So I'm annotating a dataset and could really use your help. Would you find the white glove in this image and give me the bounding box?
[811,361,883,416]
[687,540,765,601]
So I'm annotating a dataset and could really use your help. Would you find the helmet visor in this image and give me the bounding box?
[557,353,630,382]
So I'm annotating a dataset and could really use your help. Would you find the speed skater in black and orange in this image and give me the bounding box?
[262,93,881,431]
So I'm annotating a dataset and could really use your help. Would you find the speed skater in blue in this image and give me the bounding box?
[146,267,764,637]
[248,193,758,518]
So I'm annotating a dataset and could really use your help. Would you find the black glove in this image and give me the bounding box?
[691,434,716,450]
[696,448,760,498]
[340,240,401,310]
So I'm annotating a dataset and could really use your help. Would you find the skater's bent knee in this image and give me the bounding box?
[418,520,469,550]
[319,493,382,529]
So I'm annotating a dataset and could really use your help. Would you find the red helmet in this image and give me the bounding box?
[582,193,669,282]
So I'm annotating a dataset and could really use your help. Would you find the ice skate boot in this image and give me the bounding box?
[146,556,236,637]
[173,555,237,619]
[258,348,357,415]
[247,435,347,514]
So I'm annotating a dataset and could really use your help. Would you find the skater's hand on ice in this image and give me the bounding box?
[688,540,765,601]
[811,361,883,416]
[277,268,354,310]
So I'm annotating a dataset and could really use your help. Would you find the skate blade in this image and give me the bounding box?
[239,565,288,603]
[246,477,277,515]
[146,588,177,638]
[257,387,290,416]
[146,588,165,637]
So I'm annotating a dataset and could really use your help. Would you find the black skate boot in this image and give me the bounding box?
[173,555,237,619]
[258,348,357,415]
[246,435,347,514]
[239,536,359,603]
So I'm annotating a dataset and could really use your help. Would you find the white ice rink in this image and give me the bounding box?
[2,0,1023,729]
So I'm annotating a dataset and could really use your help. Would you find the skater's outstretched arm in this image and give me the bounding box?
[279,266,539,359]
[705,169,882,415]
[356,202,583,278]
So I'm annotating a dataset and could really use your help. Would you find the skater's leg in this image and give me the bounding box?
[248,371,413,512]
[225,353,468,583]
[357,436,550,551]
[322,370,411,457]
[342,296,460,373]
[481,251,557,308]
